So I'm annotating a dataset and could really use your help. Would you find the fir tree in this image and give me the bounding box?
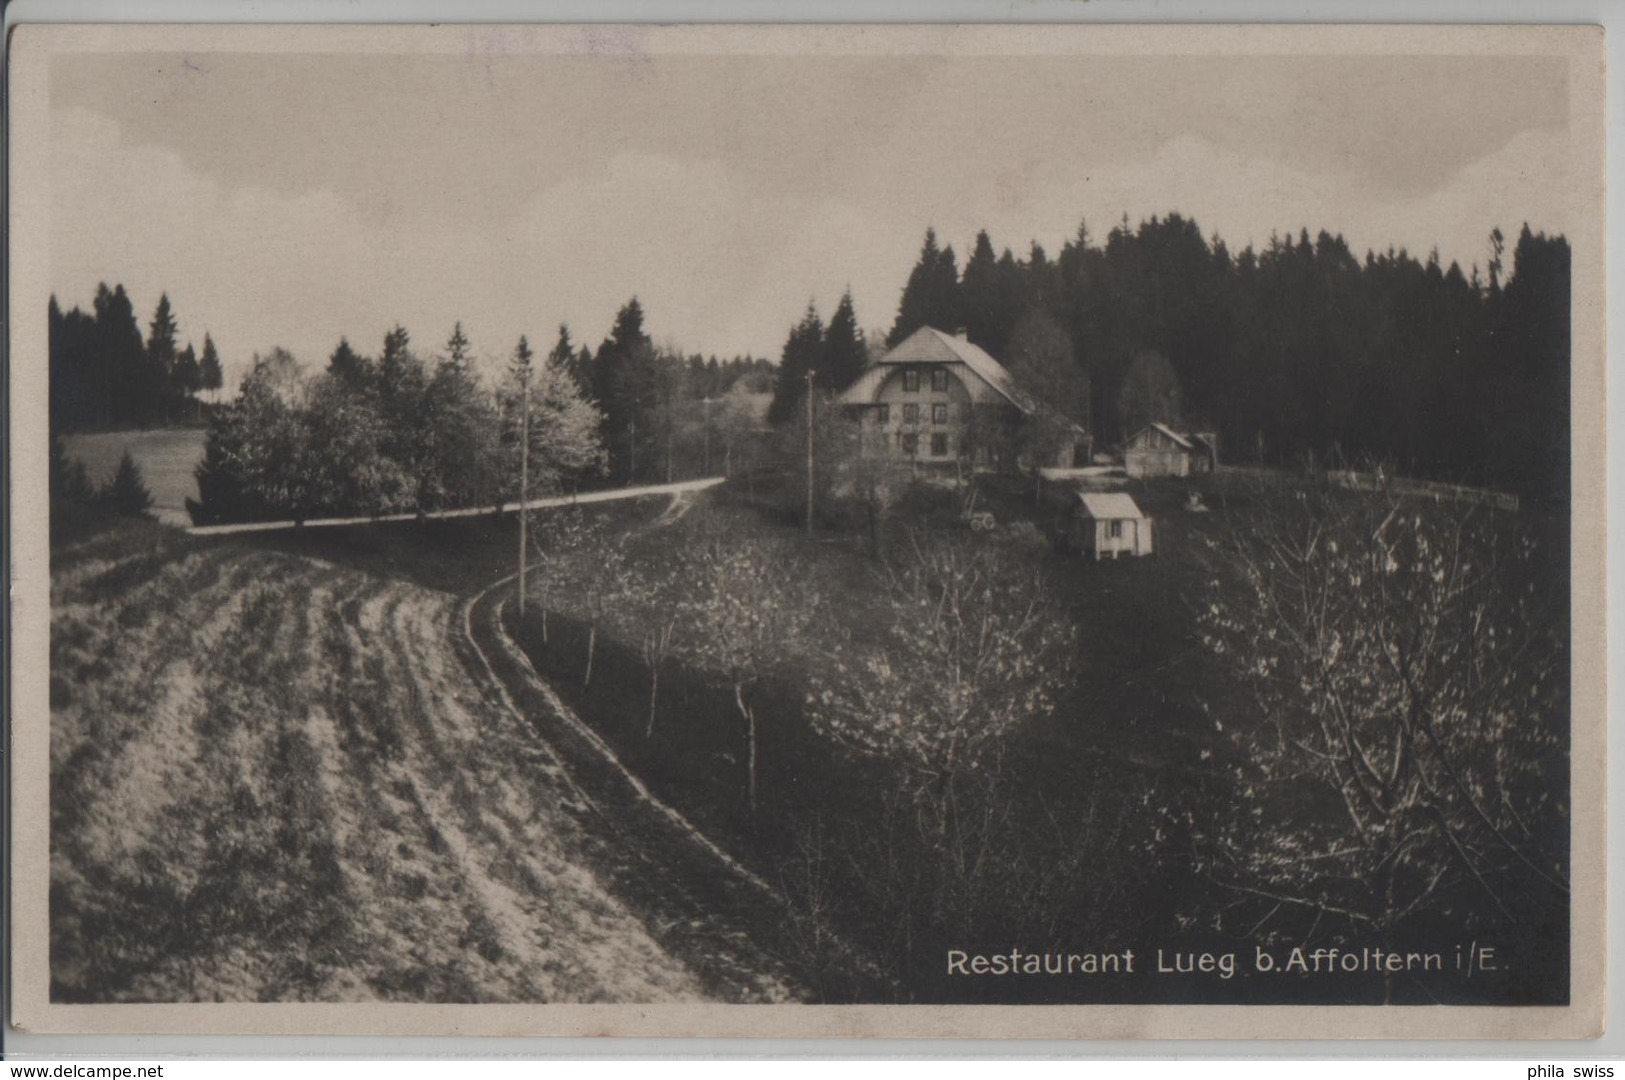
[199,333,224,404]
[767,301,825,426]
[822,288,868,392]
[102,450,155,518]
[887,227,964,346]
[146,293,180,422]
[326,337,371,388]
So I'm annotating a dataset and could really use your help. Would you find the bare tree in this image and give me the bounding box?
[524,505,589,645]
[579,537,628,689]
[680,528,816,817]
[640,619,677,739]
[805,529,1092,963]
[808,530,1076,800]
[1198,475,1567,957]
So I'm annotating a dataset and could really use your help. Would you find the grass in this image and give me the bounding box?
[61,428,207,527]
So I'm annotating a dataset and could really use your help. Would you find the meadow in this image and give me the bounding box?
[61,427,206,527]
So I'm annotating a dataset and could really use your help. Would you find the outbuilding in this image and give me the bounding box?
[1066,491,1153,560]
[1123,423,1217,479]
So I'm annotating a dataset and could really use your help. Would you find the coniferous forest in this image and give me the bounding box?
[771,215,1571,504]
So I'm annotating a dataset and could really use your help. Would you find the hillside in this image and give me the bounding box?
[49,520,797,1003]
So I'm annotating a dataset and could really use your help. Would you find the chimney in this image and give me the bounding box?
[952,326,968,342]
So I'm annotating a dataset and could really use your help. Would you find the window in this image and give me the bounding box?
[900,433,919,455]
[930,433,949,457]
[931,368,949,392]
[932,404,948,424]
[1108,520,1123,539]
[876,404,890,424]
[903,403,919,424]
[903,369,920,392]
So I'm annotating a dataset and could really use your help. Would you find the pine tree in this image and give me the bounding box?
[767,301,824,426]
[326,337,371,388]
[423,323,497,508]
[821,288,868,392]
[593,298,659,483]
[959,229,1002,350]
[92,284,144,427]
[380,324,411,379]
[549,324,588,394]
[199,333,224,404]
[146,293,180,423]
[102,450,155,518]
[445,321,472,368]
[887,227,964,346]
[173,342,202,420]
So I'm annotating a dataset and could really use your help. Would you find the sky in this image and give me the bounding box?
[48,41,1575,391]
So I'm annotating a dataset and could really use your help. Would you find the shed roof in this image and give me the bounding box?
[1076,492,1147,520]
[1147,422,1195,450]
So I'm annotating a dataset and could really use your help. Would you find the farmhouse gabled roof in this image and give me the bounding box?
[836,326,1033,411]
[1076,492,1147,521]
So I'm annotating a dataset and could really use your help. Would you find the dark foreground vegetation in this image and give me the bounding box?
[498,474,1569,1004]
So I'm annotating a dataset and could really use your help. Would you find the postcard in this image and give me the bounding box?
[7,21,1605,1039]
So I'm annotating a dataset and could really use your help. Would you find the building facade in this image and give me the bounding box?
[836,326,1087,470]
[1066,491,1154,559]
[1122,423,1217,479]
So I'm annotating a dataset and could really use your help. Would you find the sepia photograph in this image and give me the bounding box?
[6,22,1606,1039]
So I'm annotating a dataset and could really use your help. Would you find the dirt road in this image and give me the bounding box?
[49,519,798,1003]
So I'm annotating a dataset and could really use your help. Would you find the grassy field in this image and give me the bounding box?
[61,428,206,527]
[49,513,797,1003]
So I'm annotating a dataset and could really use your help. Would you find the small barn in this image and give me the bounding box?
[1066,492,1153,560]
[1123,423,1217,479]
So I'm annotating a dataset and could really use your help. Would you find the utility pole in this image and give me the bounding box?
[805,369,816,536]
[517,360,531,616]
[702,396,712,476]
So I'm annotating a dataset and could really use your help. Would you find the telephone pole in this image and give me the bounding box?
[702,396,713,476]
[517,360,531,616]
[805,369,816,536]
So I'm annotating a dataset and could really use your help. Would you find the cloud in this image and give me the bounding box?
[50,95,1575,381]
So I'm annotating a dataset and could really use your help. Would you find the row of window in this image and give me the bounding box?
[897,432,951,457]
[875,402,959,425]
[901,367,951,393]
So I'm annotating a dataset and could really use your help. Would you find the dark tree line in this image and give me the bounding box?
[585,297,772,485]
[879,217,1570,498]
[49,285,223,432]
[766,289,869,425]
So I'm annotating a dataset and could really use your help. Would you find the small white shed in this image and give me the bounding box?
[1068,492,1153,560]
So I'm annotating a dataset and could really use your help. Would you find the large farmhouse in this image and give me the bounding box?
[836,326,1089,470]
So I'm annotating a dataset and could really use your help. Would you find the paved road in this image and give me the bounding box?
[186,476,727,536]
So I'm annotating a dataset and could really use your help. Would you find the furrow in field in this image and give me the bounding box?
[52,533,739,1004]
[370,585,705,1002]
